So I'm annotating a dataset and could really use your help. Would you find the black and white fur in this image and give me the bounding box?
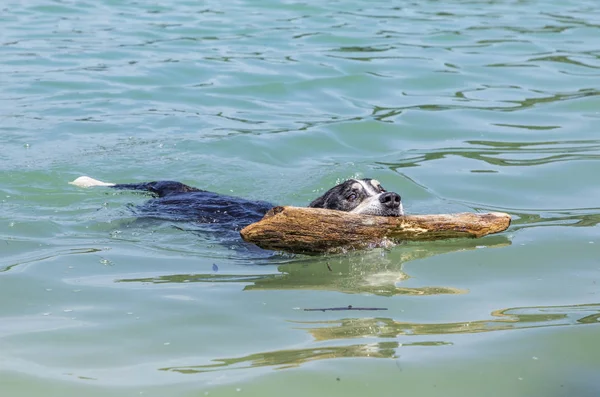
[309,178,403,217]
[70,176,403,231]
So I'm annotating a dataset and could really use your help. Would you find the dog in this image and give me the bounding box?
[70,176,403,233]
[308,178,402,217]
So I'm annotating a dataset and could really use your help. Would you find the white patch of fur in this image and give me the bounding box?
[355,179,378,196]
[351,182,363,192]
[350,195,387,215]
[69,176,115,188]
[349,180,405,216]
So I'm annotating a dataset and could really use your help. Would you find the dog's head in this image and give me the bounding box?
[309,178,403,216]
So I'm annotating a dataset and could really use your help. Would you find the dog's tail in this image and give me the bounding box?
[69,176,116,188]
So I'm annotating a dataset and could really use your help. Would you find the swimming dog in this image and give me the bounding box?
[70,176,403,232]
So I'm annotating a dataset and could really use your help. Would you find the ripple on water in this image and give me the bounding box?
[1,0,600,392]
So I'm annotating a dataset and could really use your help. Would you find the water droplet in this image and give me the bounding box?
[99,258,113,266]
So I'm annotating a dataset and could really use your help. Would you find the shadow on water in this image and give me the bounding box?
[159,303,600,374]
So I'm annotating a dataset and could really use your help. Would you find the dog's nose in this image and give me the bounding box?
[379,192,401,208]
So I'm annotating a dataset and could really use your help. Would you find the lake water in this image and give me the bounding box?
[2,0,600,396]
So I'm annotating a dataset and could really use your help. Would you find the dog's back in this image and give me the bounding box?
[71,177,273,252]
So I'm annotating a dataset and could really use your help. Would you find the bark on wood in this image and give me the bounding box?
[240,206,511,254]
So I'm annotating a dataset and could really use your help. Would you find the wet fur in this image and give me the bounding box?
[309,178,403,217]
[71,177,402,232]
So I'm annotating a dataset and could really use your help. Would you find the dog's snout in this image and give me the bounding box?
[379,192,401,208]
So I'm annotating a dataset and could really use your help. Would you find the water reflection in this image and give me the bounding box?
[160,341,406,373]
[117,235,510,296]
[301,303,600,341]
[112,233,600,375]
[160,303,600,374]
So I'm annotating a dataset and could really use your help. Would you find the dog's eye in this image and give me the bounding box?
[347,193,357,201]
[379,186,386,193]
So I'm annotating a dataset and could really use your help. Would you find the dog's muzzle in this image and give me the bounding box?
[379,192,401,209]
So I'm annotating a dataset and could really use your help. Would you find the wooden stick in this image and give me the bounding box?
[240,206,511,254]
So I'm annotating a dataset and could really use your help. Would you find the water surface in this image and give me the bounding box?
[1,0,600,396]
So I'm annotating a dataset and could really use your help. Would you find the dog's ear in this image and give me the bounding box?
[309,182,349,209]
[308,194,327,208]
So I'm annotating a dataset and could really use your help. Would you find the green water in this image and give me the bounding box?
[2,0,600,395]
